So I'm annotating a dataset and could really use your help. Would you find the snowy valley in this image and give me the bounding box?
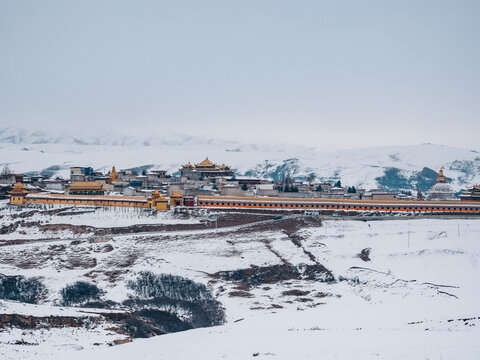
[1,200,479,359]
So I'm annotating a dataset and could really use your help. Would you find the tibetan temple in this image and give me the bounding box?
[459,185,480,202]
[9,182,30,205]
[180,157,234,180]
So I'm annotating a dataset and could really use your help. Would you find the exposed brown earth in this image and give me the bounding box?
[228,290,254,298]
[282,289,311,296]
[0,311,179,339]
[0,313,94,329]
[211,262,334,289]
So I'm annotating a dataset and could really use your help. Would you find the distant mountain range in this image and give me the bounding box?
[1,127,479,193]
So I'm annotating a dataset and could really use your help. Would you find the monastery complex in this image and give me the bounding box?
[4,157,480,213]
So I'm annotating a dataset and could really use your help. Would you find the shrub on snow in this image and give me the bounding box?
[126,272,225,328]
[60,281,104,306]
[0,274,47,304]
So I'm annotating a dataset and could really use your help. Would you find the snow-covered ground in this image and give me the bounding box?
[0,203,199,228]
[1,205,479,359]
[0,200,202,240]
[54,308,480,360]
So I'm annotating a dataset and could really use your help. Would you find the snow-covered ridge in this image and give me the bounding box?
[0,127,310,153]
[0,127,233,147]
[1,127,479,192]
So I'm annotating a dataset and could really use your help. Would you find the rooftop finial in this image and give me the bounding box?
[437,168,447,183]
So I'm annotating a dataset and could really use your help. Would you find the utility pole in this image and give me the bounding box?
[212,215,217,233]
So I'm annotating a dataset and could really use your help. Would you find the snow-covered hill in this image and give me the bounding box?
[1,127,479,192]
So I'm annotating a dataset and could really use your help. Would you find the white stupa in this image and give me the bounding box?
[426,169,457,201]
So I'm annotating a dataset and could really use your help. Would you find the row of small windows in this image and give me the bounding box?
[19,198,479,212]
[199,201,478,212]
[25,198,147,207]
[13,198,480,212]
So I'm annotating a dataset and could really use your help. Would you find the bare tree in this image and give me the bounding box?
[1,165,11,176]
[283,175,293,185]
[306,172,316,184]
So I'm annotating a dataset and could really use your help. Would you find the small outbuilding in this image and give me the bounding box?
[170,190,184,206]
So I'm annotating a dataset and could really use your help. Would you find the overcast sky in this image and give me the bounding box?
[1,1,479,150]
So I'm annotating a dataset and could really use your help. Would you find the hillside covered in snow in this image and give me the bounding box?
[0,202,479,359]
[1,127,479,192]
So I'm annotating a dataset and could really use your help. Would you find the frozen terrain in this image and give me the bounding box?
[1,203,479,359]
[0,200,202,241]
[1,127,480,191]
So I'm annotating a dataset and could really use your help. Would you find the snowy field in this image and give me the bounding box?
[0,209,479,359]
[0,200,200,227]
[0,200,202,241]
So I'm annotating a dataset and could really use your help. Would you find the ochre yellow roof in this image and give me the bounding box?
[69,181,104,190]
[9,182,29,194]
[196,157,215,167]
[170,190,183,198]
[152,190,167,201]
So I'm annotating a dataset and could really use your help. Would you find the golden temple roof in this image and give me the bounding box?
[170,190,183,198]
[196,157,215,167]
[69,181,104,190]
[152,190,167,201]
[9,182,29,194]
[182,162,193,168]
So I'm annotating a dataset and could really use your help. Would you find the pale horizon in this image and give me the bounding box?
[1,125,480,153]
[1,1,479,150]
